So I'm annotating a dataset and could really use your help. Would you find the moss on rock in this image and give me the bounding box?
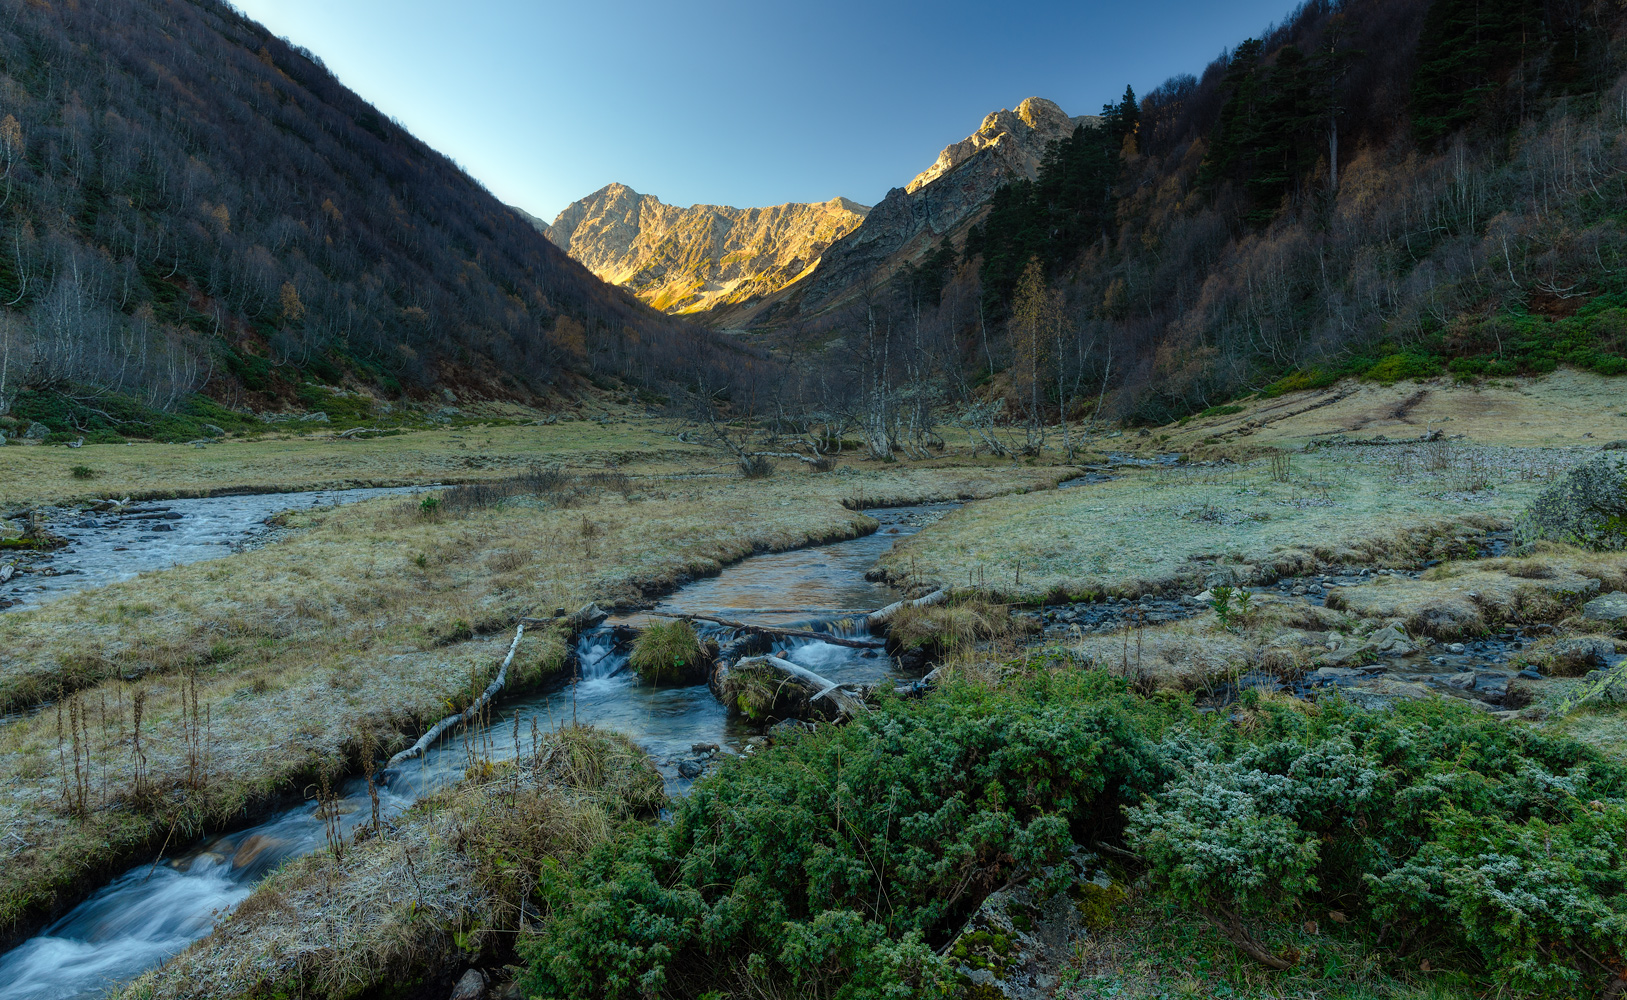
[1517,453,1627,551]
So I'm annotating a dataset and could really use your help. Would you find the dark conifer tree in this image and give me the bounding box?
[1410,0,1542,145]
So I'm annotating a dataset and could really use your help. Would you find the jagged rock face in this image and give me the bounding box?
[798,97,1098,313]
[540,183,869,316]
[907,97,1083,193]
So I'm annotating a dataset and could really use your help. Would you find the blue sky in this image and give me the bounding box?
[233,0,1297,221]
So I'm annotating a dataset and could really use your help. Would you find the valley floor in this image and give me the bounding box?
[0,369,1622,999]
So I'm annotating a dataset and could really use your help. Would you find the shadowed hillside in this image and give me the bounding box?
[0,0,747,435]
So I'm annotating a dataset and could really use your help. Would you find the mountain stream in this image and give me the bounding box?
[0,503,954,1000]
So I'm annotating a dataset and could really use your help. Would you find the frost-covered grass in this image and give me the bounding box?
[0,462,1066,936]
[879,445,1585,601]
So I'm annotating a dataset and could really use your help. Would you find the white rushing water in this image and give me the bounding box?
[0,504,951,999]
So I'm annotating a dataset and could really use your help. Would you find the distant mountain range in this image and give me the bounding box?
[535,186,868,318]
[540,97,1096,329]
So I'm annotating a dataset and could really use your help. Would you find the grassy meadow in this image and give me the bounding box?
[2,369,1625,998]
[877,441,1581,601]
[0,437,1065,939]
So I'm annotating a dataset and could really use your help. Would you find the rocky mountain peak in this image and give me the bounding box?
[540,185,869,319]
[790,97,1097,318]
[908,96,1090,194]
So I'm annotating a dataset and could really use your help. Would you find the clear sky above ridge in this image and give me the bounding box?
[232,0,1298,222]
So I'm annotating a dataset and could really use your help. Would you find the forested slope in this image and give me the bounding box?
[1015,0,1627,421]
[798,0,1627,442]
[0,0,736,437]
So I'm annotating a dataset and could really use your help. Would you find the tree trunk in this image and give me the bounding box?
[866,589,947,630]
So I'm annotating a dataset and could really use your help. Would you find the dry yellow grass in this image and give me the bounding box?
[0,460,1062,935]
[115,726,660,1000]
[1158,368,1627,452]
[1063,594,1341,693]
[0,414,713,507]
[1326,546,1627,639]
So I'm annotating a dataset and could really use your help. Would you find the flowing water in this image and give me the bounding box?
[1,486,438,612]
[0,503,955,1000]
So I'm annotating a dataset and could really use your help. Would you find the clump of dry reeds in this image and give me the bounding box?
[888,597,1026,656]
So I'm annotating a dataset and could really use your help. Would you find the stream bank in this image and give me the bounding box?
[1,486,437,612]
[0,504,952,1000]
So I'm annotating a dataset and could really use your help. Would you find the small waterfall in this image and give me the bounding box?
[575,628,627,681]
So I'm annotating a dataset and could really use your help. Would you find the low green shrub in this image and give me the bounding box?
[517,676,1627,999]
[1127,694,1627,994]
[517,672,1178,1000]
[1362,351,1444,384]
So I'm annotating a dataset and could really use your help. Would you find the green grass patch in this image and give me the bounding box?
[629,619,706,684]
[4,388,267,443]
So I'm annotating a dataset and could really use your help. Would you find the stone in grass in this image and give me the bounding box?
[946,846,1109,1000]
[448,968,486,1000]
[1544,637,1619,676]
[1515,453,1627,551]
[1581,666,1627,703]
[1582,591,1627,626]
[22,421,49,441]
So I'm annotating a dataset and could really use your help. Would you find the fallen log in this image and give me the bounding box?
[520,602,608,633]
[891,665,943,698]
[646,611,884,649]
[388,623,525,767]
[866,589,948,631]
[717,654,868,722]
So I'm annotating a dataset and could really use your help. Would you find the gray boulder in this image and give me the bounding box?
[22,421,49,440]
[1582,591,1627,626]
[1581,666,1627,703]
[1544,637,1618,675]
[448,968,485,1000]
[1515,453,1627,550]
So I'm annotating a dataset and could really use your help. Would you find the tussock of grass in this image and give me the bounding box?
[511,626,570,688]
[720,658,810,721]
[629,620,706,684]
[888,598,1023,653]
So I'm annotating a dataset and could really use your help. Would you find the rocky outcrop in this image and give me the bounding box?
[1515,453,1627,550]
[539,183,868,317]
[795,97,1099,314]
